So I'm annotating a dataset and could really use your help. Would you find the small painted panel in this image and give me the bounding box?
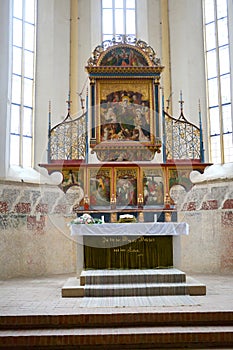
[115,168,138,207]
[169,168,193,191]
[143,168,164,206]
[61,169,85,193]
[89,168,111,207]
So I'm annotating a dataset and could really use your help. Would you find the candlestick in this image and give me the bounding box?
[110,194,116,209]
[84,195,89,211]
[137,194,143,209]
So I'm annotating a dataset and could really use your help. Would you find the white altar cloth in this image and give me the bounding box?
[70,222,189,237]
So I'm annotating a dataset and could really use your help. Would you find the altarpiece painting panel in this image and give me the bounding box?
[97,79,154,145]
[61,168,85,193]
[143,168,164,206]
[88,167,111,207]
[115,167,138,207]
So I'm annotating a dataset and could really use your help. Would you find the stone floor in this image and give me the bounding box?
[0,272,232,315]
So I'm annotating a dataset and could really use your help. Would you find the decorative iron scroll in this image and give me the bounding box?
[87,35,161,67]
[49,112,87,161]
[164,110,201,161]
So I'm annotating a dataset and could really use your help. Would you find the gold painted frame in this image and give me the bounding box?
[96,79,155,145]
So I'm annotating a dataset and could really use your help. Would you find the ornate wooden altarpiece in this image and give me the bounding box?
[86,36,162,162]
[40,36,210,224]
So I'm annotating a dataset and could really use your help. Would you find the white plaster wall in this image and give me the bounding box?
[136,0,149,42]
[168,0,208,159]
[147,0,161,58]
[0,176,232,279]
[77,0,99,105]
[0,182,78,279]
[0,217,77,279]
[173,178,233,273]
[35,0,70,166]
[175,211,223,273]
[77,0,101,158]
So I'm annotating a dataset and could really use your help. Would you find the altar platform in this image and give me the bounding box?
[66,222,199,298]
[62,268,206,298]
[0,273,232,349]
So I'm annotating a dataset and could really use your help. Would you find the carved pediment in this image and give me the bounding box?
[86,35,162,69]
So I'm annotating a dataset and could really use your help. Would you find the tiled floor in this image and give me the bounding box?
[0,273,232,315]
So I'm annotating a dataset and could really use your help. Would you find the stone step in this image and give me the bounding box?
[0,325,232,348]
[2,311,232,330]
[62,274,206,298]
[80,268,186,286]
[84,282,189,297]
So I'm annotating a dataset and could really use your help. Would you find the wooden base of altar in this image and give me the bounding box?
[84,236,173,269]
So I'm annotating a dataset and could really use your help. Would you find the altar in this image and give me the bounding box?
[71,222,189,270]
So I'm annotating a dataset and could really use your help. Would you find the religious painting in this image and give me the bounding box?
[115,168,138,207]
[143,168,164,206]
[61,169,84,193]
[169,168,192,191]
[99,46,149,67]
[96,79,154,145]
[88,168,111,207]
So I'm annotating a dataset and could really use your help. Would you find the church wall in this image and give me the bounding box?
[0,177,232,279]
[0,182,77,279]
[1,1,232,279]
[137,0,149,44]
[173,179,233,273]
[78,0,209,164]
[168,0,209,160]
[35,0,70,167]
[77,0,100,105]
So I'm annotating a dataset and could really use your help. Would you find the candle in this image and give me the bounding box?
[154,214,157,222]
[101,215,105,223]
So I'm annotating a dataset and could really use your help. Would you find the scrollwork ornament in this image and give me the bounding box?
[86,35,161,67]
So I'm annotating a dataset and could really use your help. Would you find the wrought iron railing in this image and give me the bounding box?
[48,111,87,162]
[162,91,204,163]
[162,96,204,163]
[163,111,201,161]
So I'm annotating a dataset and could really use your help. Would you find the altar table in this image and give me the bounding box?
[71,222,189,269]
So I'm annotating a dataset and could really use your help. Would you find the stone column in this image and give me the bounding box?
[0,0,11,178]
[70,0,79,117]
[160,0,172,112]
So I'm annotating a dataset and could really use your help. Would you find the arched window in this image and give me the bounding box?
[10,0,37,167]
[102,0,136,41]
[203,0,233,163]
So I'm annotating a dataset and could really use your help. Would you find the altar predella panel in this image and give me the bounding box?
[59,164,206,209]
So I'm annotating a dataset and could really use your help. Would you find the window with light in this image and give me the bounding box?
[203,0,233,164]
[10,0,37,167]
[102,0,136,41]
